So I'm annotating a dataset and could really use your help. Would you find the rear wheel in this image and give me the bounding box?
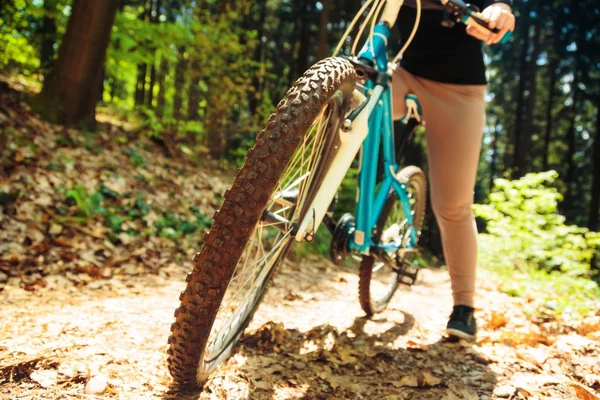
[359,166,427,316]
[167,57,356,388]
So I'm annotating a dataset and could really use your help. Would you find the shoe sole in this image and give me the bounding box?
[445,328,476,341]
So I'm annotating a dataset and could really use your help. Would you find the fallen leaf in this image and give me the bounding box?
[516,347,548,369]
[516,387,532,397]
[423,371,442,386]
[327,375,357,390]
[49,223,63,236]
[335,347,358,365]
[571,382,600,400]
[487,311,508,329]
[30,369,58,388]
[85,374,108,394]
[26,226,46,244]
[577,318,600,337]
[455,389,479,400]
[251,378,272,391]
[395,375,419,388]
[406,340,428,351]
[441,392,461,400]
[494,384,516,398]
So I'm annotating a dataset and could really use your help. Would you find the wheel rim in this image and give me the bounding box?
[202,92,344,366]
[369,181,420,304]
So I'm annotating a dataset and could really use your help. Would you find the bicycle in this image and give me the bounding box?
[167,0,512,388]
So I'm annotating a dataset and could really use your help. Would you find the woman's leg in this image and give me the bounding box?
[416,80,486,308]
[391,67,416,119]
[392,68,485,307]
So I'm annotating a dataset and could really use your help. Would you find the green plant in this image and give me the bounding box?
[475,171,600,310]
[122,147,145,167]
[66,184,92,217]
[475,171,600,277]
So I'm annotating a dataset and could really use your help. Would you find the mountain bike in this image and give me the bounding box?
[167,0,512,388]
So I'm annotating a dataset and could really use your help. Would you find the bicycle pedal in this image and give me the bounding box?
[394,262,420,286]
[397,248,416,259]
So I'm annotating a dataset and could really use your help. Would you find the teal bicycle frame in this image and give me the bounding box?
[349,28,423,256]
[352,85,420,254]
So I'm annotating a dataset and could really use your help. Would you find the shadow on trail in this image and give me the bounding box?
[232,313,497,399]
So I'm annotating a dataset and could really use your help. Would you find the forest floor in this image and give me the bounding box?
[2,255,600,400]
[1,79,600,400]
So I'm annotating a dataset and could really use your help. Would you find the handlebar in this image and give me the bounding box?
[354,0,513,70]
[435,0,513,44]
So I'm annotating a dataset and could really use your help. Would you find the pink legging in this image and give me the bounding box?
[392,67,485,307]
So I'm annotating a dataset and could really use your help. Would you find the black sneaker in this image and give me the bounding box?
[446,305,477,340]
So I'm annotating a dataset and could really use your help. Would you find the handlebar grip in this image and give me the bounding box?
[465,10,513,44]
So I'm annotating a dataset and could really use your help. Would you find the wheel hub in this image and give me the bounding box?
[330,213,355,265]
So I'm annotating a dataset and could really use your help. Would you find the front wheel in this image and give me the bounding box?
[167,57,356,388]
[359,166,427,316]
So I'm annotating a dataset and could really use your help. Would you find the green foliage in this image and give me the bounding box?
[0,0,71,73]
[475,171,600,310]
[0,0,41,72]
[121,147,146,167]
[475,171,599,277]
[62,182,210,243]
[66,184,92,217]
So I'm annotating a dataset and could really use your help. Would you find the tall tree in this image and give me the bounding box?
[173,47,187,120]
[511,0,536,178]
[187,59,201,120]
[248,0,267,114]
[135,0,151,106]
[295,0,313,78]
[589,95,600,232]
[519,1,544,172]
[146,0,161,108]
[562,26,586,217]
[39,0,58,72]
[317,0,331,60]
[542,56,558,171]
[31,0,119,129]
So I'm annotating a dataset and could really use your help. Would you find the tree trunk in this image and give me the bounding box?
[146,0,160,108]
[147,63,157,107]
[511,3,531,178]
[588,95,600,232]
[173,47,187,120]
[187,59,201,120]
[542,57,558,171]
[519,3,543,174]
[31,0,119,130]
[296,0,312,78]
[40,0,58,73]
[562,28,583,218]
[134,0,151,106]
[249,0,267,114]
[563,111,577,216]
[156,57,168,117]
[207,105,222,160]
[135,65,147,106]
[317,0,331,60]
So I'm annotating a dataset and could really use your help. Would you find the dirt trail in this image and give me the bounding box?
[2,257,599,400]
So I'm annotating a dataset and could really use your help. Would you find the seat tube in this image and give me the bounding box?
[353,87,384,254]
[381,89,396,173]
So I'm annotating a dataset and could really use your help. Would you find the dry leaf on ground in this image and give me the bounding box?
[571,382,600,400]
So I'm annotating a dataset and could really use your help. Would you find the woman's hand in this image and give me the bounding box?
[466,3,516,45]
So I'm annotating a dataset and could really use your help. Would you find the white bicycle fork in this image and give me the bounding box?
[294,85,383,242]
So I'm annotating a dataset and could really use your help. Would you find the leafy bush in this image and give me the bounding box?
[475,171,599,278]
[474,171,600,311]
